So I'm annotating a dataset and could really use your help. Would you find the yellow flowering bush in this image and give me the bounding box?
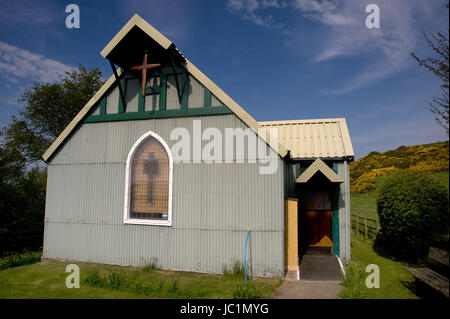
[350,142,448,194]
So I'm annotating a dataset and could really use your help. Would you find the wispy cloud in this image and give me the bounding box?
[0,0,59,27]
[227,0,447,95]
[0,40,73,84]
[227,0,288,29]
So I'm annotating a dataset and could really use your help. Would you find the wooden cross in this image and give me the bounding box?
[129,52,161,96]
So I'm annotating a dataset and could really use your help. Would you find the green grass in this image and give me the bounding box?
[351,171,449,217]
[0,260,282,299]
[339,233,419,299]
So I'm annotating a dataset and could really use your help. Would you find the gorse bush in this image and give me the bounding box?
[376,172,449,260]
[351,167,398,194]
[350,142,449,194]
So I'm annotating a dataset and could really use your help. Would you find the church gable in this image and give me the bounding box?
[85,66,230,123]
[42,13,287,163]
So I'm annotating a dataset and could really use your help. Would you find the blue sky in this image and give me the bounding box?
[0,0,448,159]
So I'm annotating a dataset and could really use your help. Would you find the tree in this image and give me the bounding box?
[0,64,104,165]
[377,172,449,260]
[0,64,104,253]
[411,4,449,136]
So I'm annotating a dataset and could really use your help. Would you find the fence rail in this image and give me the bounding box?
[351,212,380,239]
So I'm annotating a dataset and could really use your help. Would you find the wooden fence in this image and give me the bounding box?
[351,211,380,239]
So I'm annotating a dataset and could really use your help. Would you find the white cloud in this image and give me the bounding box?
[227,0,448,95]
[227,0,287,29]
[293,0,357,26]
[0,40,73,84]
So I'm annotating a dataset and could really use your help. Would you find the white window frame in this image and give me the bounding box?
[124,131,173,226]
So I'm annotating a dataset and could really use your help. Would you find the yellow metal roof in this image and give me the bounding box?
[259,118,354,160]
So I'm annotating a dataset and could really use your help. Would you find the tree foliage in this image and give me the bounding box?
[0,65,104,164]
[376,172,449,260]
[411,4,449,136]
[0,64,104,253]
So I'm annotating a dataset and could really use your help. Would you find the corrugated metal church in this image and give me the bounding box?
[42,14,354,278]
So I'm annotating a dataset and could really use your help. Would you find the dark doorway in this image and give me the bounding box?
[297,171,335,256]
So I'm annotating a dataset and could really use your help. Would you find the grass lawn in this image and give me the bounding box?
[0,260,282,299]
[339,233,419,299]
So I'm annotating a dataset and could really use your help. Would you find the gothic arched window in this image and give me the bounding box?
[124,131,173,226]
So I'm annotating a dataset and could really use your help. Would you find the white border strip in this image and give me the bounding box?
[336,254,346,279]
[123,131,173,226]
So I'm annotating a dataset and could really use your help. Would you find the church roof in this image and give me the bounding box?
[259,118,354,160]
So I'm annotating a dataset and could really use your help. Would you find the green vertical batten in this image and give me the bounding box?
[138,80,145,113]
[204,89,211,107]
[180,73,188,109]
[295,163,301,178]
[118,77,126,113]
[332,162,340,256]
[99,98,106,115]
[159,73,167,111]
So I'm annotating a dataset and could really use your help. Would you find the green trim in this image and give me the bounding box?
[295,163,301,178]
[99,98,106,115]
[143,72,167,111]
[204,89,211,108]
[138,83,145,113]
[118,77,126,113]
[159,73,167,111]
[84,106,233,123]
[180,72,188,109]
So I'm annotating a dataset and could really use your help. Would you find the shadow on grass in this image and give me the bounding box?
[372,235,425,266]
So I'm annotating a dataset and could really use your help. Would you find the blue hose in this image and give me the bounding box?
[244,228,251,285]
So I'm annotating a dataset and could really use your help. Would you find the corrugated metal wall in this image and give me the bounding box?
[125,78,139,112]
[106,86,119,114]
[336,160,351,263]
[187,76,204,108]
[44,114,285,276]
[282,160,351,263]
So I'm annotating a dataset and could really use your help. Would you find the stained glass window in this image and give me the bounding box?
[126,133,172,224]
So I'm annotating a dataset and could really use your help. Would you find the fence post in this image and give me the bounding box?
[356,213,359,235]
[364,216,368,238]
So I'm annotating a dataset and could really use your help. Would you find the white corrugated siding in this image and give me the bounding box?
[125,78,139,112]
[106,86,119,114]
[187,76,204,108]
[44,114,285,276]
[211,94,224,107]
